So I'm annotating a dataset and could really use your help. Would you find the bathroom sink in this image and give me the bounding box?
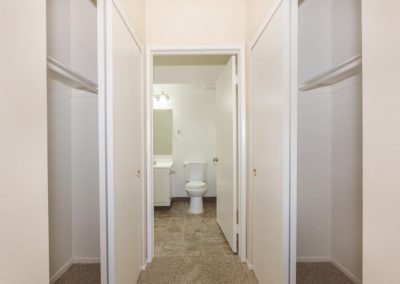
[154,161,173,169]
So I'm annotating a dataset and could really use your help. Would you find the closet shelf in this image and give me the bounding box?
[47,56,98,94]
[299,54,362,92]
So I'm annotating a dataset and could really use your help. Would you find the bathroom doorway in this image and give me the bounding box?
[145,47,247,264]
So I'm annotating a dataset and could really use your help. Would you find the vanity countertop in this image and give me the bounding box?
[154,161,173,169]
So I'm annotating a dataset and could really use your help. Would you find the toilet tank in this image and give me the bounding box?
[184,161,206,182]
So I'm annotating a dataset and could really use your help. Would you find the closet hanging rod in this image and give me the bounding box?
[47,56,98,94]
[299,53,362,92]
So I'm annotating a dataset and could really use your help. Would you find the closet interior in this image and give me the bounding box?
[47,0,100,282]
[297,0,362,283]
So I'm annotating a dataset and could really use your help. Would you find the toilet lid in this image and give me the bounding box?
[185,181,206,188]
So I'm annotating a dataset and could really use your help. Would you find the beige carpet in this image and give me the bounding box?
[138,198,258,283]
[54,200,354,284]
[297,262,355,284]
[55,263,100,284]
[138,255,257,284]
[153,198,233,257]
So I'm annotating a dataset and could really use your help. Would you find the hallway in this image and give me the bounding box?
[138,199,258,283]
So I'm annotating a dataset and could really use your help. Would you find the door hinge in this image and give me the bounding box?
[234,223,239,235]
[233,75,239,86]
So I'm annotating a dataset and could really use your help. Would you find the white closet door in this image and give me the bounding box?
[216,56,237,252]
[100,3,143,283]
[251,0,295,283]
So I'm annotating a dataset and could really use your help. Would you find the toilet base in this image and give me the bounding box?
[189,196,204,214]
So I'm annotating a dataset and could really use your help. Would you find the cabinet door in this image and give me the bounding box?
[154,169,171,206]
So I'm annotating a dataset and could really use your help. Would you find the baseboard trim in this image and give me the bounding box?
[50,259,73,284]
[297,256,331,263]
[141,263,147,271]
[73,257,101,264]
[246,260,254,270]
[331,257,361,284]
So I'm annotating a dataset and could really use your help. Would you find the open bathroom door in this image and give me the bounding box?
[250,0,297,283]
[216,56,238,253]
[98,1,143,283]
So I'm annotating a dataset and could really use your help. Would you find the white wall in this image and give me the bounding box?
[0,1,49,283]
[362,1,400,283]
[297,91,332,260]
[298,0,362,281]
[47,0,73,278]
[331,0,362,66]
[297,0,332,260]
[71,94,100,261]
[70,0,98,82]
[48,83,73,278]
[330,1,362,280]
[47,0,99,279]
[154,84,217,197]
[146,0,245,45]
[331,76,362,280]
[70,0,100,263]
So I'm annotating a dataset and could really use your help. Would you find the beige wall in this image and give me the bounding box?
[246,0,274,42]
[146,0,245,45]
[362,1,400,283]
[118,0,146,42]
[0,1,49,283]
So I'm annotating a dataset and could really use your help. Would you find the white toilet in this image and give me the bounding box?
[184,161,207,214]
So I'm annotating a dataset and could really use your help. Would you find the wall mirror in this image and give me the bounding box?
[153,109,173,155]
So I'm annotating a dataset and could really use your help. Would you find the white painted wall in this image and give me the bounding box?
[330,1,362,280]
[70,0,100,263]
[47,0,73,278]
[362,1,400,282]
[0,1,49,283]
[297,0,332,261]
[298,0,362,281]
[47,0,99,279]
[71,94,100,261]
[331,0,362,66]
[154,84,217,197]
[70,0,98,82]
[297,91,332,260]
[331,76,362,280]
[48,83,73,278]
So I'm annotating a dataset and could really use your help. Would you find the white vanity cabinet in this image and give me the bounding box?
[154,162,173,206]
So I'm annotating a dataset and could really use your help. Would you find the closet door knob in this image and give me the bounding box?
[137,170,141,178]
[253,169,257,176]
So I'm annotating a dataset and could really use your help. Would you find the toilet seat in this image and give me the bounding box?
[185,181,206,189]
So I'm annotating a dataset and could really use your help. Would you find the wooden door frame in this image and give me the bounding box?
[146,46,247,264]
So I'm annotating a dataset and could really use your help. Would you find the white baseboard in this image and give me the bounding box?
[297,256,331,263]
[141,263,147,271]
[50,259,73,284]
[331,257,361,284]
[73,257,101,264]
[246,260,254,270]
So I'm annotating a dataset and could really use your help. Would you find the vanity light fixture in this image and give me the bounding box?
[154,91,170,103]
